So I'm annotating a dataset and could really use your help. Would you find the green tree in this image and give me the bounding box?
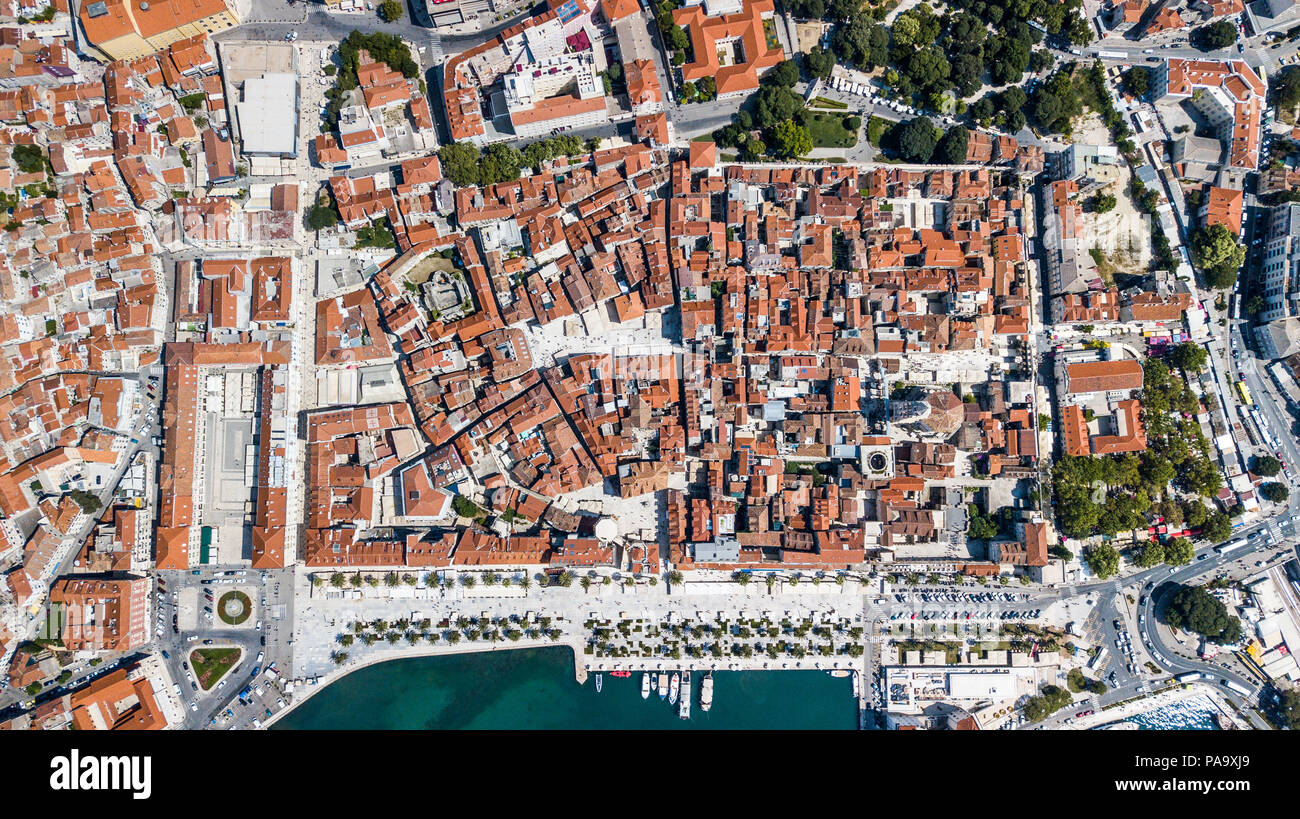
[1169,341,1208,373]
[754,84,802,129]
[306,198,339,231]
[68,489,101,514]
[438,143,482,187]
[1274,64,1300,111]
[10,144,45,174]
[1091,193,1117,213]
[1193,21,1237,50]
[768,59,800,88]
[377,0,403,21]
[1191,224,1246,289]
[1200,510,1232,544]
[1123,66,1150,98]
[895,116,939,163]
[771,120,813,158]
[1280,689,1300,730]
[1251,455,1281,477]
[805,46,835,80]
[1163,584,1243,644]
[1132,540,1166,569]
[935,125,969,165]
[1085,544,1121,580]
[1164,538,1195,566]
[1261,482,1290,503]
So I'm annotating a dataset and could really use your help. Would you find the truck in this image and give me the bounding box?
[1088,646,1109,671]
[1223,679,1252,696]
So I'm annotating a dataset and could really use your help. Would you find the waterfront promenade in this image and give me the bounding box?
[285,568,875,724]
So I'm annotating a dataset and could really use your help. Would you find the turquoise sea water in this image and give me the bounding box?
[273,646,859,730]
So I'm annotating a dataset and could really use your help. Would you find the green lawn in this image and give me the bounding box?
[810,96,849,110]
[189,648,241,691]
[807,113,859,149]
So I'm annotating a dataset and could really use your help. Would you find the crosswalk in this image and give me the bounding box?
[423,35,444,65]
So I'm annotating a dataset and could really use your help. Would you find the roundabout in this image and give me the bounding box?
[218,590,253,626]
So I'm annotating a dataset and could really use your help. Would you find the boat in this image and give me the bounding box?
[611,670,631,678]
[851,671,860,698]
[641,673,651,699]
[668,672,680,705]
[700,672,714,713]
[679,671,692,719]
[657,672,668,700]
[594,673,602,693]
[829,669,850,678]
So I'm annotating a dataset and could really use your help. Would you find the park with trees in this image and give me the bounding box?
[1050,357,1230,553]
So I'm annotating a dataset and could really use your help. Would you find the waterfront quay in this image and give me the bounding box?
[288,567,875,720]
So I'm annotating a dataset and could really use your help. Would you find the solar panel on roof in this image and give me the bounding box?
[86,1,108,15]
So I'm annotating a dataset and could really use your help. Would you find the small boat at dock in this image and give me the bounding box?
[611,671,631,678]
[641,673,651,699]
[852,671,860,698]
[829,669,850,678]
[668,672,680,705]
[657,673,668,700]
[594,673,602,693]
[679,671,692,719]
[700,672,714,713]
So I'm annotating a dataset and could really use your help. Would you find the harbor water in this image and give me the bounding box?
[273,646,858,730]
[1122,694,1221,730]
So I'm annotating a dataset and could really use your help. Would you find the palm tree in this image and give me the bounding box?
[445,631,461,644]
[384,571,399,587]
[338,633,354,647]
[733,572,750,585]
[331,651,349,665]
[558,570,574,587]
[667,570,683,585]
[349,574,363,588]
[580,576,592,591]
[329,573,345,588]
[520,575,532,590]
[460,574,477,588]
[312,575,323,588]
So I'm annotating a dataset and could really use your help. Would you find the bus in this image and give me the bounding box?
[1236,381,1253,406]
[1218,540,1248,555]
[1175,672,1202,683]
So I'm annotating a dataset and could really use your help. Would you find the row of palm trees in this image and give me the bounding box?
[330,613,565,664]
[315,568,678,593]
